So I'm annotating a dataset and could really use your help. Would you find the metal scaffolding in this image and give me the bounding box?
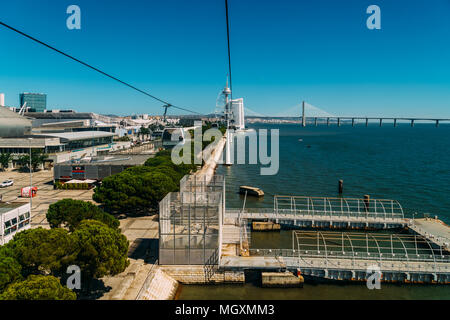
[290,230,449,263]
[159,174,224,265]
[274,196,404,220]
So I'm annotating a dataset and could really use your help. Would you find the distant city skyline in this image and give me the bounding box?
[1,0,449,117]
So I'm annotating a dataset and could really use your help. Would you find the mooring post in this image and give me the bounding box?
[327,117,330,126]
[338,180,343,194]
[337,118,341,127]
[436,120,439,128]
[379,118,383,127]
[314,117,318,126]
[365,118,368,127]
[394,118,397,127]
[411,119,415,127]
[351,118,355,127]
[364,195,370,212]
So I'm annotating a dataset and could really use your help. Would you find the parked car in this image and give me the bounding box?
[0,179,14,188]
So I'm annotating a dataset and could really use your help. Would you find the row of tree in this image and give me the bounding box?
[0,150,47,171]
[93,150,197,214]
[0,199,128,300]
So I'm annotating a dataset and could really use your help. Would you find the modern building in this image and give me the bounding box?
[0,107,133,167]
[230,98,245,130]
[0,129,122,167]
[24,111,118,134]
[53,154,153,182]
[0,93,4,107]
[0,202,31,245]
[0,106,32,138]
[19,93,47,112]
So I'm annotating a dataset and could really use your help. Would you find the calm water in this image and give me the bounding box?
[179,123,450,300]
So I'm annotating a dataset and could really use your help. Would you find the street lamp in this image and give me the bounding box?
[28,138,33,214]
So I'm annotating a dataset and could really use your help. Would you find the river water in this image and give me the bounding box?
[179,123,450,299]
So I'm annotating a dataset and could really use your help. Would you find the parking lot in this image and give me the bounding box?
[0,169,94,228]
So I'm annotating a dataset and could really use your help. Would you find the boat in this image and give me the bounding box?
[239,185,264,197]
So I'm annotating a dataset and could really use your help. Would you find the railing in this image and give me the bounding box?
[274,196,405,220]
[204,248,219,282]
[135,259,158,300]
[226,208,405,221]
[249,248,450,264]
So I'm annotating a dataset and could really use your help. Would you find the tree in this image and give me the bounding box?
[144,149,197,179]
[16,154,30,171]
[0,153,11,170]
[0,246,22,291]
[93,166,178,213]
[7,228,76,277]
[31,150,47,171]
[15,150,47,172]
[46,199,119,232]
[0,275,76,300]
[138,126,150,136]
[72,220,129,281]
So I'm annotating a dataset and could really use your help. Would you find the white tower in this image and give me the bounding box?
[231,98,245,130]
[0,93,4,107]
[223,78,232,166]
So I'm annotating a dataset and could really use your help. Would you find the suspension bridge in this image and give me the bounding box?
[298,101,450,127]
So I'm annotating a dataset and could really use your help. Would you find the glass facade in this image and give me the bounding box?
[159,174,224,265]
[65,136,113,150]
[20,93,47,112]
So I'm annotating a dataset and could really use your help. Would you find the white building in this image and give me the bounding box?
[0,202,31,245]
[0,93,4,107]
[230,98,245,130]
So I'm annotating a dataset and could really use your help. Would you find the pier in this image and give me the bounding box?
[157,134,450,285]
[220,230,450,283]
[225,195,408,229]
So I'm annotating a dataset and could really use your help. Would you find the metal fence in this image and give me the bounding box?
[274,196,405,220]
[159,174,224,265]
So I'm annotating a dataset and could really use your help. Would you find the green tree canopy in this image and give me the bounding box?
[16,150,47,172]
[6,228,76,277]
[93,166,178,213]
[0,246,22,291]
[46,199,119,232]
[72,220,129,280]
[0,153,11,170]
[0,275,76,300]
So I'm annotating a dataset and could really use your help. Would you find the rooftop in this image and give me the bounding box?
[57,154,153,166]
[0,202,29,214]
[32,131,114,141]
[25,112,94,120]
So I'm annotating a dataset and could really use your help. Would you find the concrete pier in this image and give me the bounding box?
[261,271,304,288]
[252,221,281,231]
[161,265,245,284]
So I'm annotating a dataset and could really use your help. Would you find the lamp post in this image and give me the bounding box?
[28,138,33,214]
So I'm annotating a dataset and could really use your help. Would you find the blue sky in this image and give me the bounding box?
[0,0,449,117]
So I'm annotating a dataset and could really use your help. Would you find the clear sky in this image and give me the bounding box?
[0,0,449,117]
